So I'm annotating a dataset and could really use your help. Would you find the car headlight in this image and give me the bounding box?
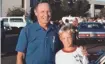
[4,26,12,31]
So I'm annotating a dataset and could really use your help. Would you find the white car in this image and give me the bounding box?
[1,17,26,31]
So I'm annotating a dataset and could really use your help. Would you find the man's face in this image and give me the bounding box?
[60,30,73,48]
[35,3,51,24]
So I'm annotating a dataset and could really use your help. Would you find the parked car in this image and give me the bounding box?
[2,17,11,31]
[103,23,105,28]
[77,22,105,43]
[95,52,105,64]
[2,17,26,33]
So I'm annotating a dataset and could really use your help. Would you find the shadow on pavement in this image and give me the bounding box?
[1,51,17,58]
[1,34,18,56]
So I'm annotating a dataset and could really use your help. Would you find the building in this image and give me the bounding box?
[0,0,2,17]
[0,0,46,17]
[87,0,105,17]
[0,0,30,17]
[1,0,105,17]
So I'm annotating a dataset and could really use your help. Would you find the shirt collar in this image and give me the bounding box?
[34,22,54,31]
[48,23,54,31]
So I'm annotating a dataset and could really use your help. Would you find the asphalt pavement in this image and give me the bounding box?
[1,34,18,64]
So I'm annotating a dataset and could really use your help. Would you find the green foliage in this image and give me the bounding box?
[60,0,70,12]
[50,0,90,20]
[72,0,90,16]
[60,0,90,16]
[7,7,25,16]
[30,0,90,20]
[51,1,64,21]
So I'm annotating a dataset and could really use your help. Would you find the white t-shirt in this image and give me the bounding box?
[55,47,89,64]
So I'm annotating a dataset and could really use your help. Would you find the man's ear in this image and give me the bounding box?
[34,9,37,16]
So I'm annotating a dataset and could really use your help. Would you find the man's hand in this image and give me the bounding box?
[80,46,89,56]
[16,52,25,64]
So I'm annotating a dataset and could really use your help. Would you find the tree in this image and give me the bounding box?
[60,0,90,16]
[100,8,105,17]
[30,0,90,20]
[51,0,90,20]
[51,1,64,20]
[7,7,25,16]
[60,0,71,12]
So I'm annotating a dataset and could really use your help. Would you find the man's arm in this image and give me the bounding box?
[80,46,88,56]
[16,52,25,64]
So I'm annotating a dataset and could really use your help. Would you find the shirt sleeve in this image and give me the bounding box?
[15,28,28,53]
[55,52,60,64]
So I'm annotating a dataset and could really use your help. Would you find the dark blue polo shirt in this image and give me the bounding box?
[16,22,62,64]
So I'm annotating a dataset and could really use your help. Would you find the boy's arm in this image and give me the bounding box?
[16,52,25,64]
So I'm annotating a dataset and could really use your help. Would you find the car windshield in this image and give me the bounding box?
[80,23,103,29]
[10,18,23,22]
[3,18,8,22]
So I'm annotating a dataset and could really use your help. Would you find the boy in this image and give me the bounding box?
[55,25,89,64]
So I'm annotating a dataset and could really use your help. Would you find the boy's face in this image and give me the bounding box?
[60,30,73,48]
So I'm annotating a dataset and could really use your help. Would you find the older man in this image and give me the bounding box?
[16,2,62,64]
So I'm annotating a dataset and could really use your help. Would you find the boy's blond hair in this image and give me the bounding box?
[58,24,74,36]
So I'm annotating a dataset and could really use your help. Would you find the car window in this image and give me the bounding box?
[2,18,8,26]
[92,24,102,29]
[3,18,8,22]
[80,23,103,29]
[80,23,88,29]
[10,18,23,22]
